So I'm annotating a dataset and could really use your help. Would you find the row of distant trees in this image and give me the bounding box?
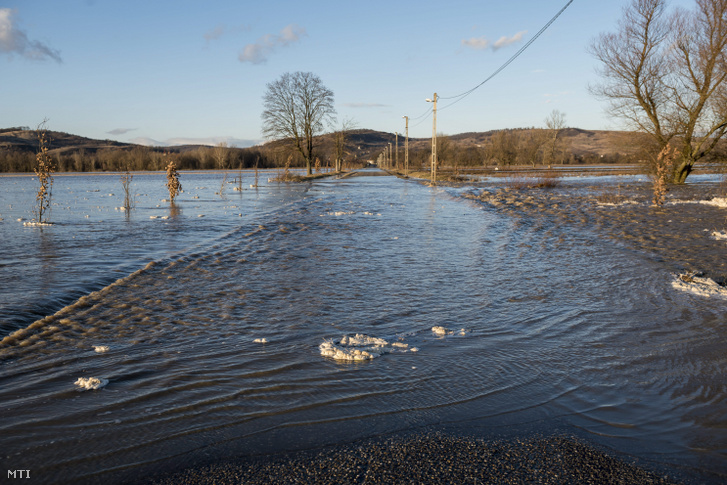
[0,142,369,173]
[379,128,638,170]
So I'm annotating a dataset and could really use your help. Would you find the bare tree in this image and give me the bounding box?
[213,141,229,170]
[490,130,518,166]
[334,118,356,172]
[518,130,548,167]
[544,110,567,166]
[590,0,727,183]
[261,72,336,175]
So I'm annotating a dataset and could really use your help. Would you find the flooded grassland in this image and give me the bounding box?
[1,171,726,484]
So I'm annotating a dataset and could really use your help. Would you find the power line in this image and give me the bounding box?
[437,0,575,112]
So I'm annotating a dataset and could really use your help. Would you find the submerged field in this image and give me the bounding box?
[1,169,726,484]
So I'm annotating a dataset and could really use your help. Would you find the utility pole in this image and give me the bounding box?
[426,93,438,184]
[402,116,409,176]
[395,132,399,170]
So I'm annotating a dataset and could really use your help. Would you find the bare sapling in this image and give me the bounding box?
[165,154,182,202]
[314,157,321,174]
[652,146,676,206]
[271,155,296,182]
[219,172,227,198]
[32,120,55,225]
[120,165,134,211]
[237,167,244,192]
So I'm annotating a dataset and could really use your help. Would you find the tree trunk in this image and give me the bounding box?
[306,158,312,176]
[672,158,693,184]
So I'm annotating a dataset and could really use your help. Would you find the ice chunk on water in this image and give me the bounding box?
[711,231,727,241]
[671,273,727,298]
[253,338,268,343]
[319,334,392,361]
[701,197,727,208]
[431,326,453,336]
[93,345,110,353]
[75,377,108,390]
[319,340,383,361]
[340,334,388,346]
[319,333,420,361]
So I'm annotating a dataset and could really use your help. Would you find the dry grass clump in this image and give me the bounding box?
[33,120,55,224]
[165,154,182,202]
[506,171,561,189]
[594,184,628,205]
[270,155,302,182]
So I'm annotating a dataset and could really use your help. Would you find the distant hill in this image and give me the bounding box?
[0,129,133,155]
[0,126,649,172]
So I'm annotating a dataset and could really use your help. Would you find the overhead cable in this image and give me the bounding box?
[438,0,575,112]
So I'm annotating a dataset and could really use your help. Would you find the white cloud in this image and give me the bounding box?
[238,24,306,64]
[130,136,261,148]
[204,24,225,43]
[462,30,527,53]
[0,8,62,62]
[203,23,251,45]
[493,30,527,51]
[107,128,136,135]
[461,37,490,50]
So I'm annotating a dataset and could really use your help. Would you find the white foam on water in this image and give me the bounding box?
[74,377,109,391]
[671,274,727,298]
[319,333,421,361]
[22,221,53,227]
[711,231,727,241]
[432,326,453,336]
[319,340,384,361]
[702,197,727,208]
[340,334,388,346]
[93,345,110,353]
[595,200,639,207]
[322,211,355,216]
[668,197,727,208]
[253,338,268,343]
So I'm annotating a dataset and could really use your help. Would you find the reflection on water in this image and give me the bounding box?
[0,172,726,484]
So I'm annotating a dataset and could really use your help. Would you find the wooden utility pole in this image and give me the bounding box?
[402,116,409,176]
[395,132,399,170]
[427,93,438,184]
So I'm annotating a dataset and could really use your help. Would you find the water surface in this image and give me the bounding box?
[1,171,725,484]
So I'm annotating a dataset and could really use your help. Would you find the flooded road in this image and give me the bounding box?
[1,171,725,483]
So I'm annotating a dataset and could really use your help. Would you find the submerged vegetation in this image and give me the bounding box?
[165,155,182,202]
[32,121,55,225]
[120,165,134,212]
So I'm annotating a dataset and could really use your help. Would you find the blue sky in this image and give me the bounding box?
[0,0,691,147]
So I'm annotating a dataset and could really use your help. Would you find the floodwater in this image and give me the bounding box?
[1,170,726,484]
